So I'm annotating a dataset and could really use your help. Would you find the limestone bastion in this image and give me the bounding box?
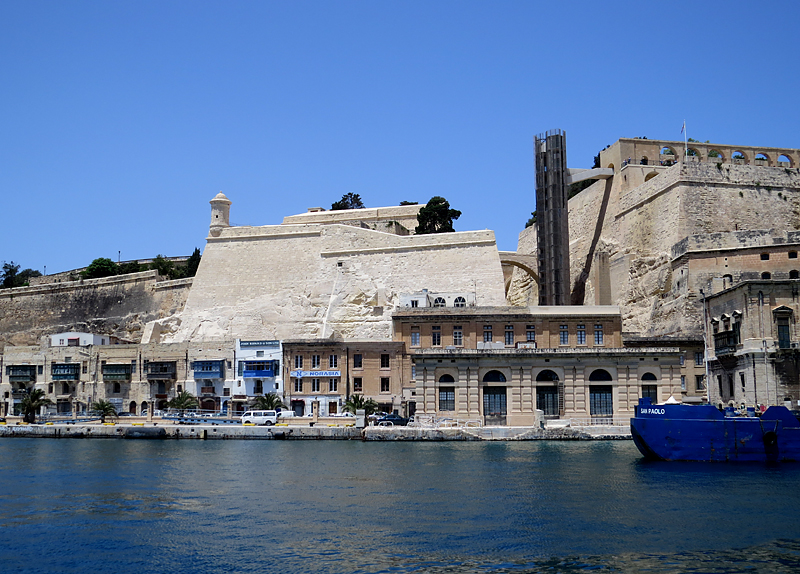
[142,198,508,344]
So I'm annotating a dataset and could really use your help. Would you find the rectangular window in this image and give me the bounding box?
[294,356,303,369]
[740,372,746,392]
[353,377,363,392]
[329,378,338,392]
[432,326,441,347]
[411,330,420,347]
[411,300,418,307]
[681,375,686,391]
[38,365,44,375]
[695,375,706,391]
[353,354,363,369]
[254,380,263,394]
[695,352,704,366]
[223,387,231,396]
[594,325,604,346]
[679,355,685,366]
[380,354,390,369]
[526,325,536,342]
[256,350,264,357]
[293,378,302,393]
[312,378,320,393]
[439,387,455,411]
[577,325,586,345]
[559,325,569,346]
[380,377,390,392]
[453,326,463,347]
[411,364,416,380]
[483,325,493,343]
[311,355,320,369]
[329,354,338,369]
[505,326,514,346]
[642,385,658,401]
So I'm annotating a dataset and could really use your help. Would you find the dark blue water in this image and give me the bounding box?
[1,439,799,573]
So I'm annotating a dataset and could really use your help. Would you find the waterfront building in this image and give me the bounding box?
[393,306,681,425]
[227,339,282,414]
[704,279,800,409]
[283,340,406,416]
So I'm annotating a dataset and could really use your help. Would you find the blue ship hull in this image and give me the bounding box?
[630,399,800,462]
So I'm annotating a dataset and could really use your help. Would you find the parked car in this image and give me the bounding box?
[117,412,135,417]
[376,413,409,426]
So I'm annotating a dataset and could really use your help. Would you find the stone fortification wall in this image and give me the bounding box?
[152,223,506,343]
[281,204,422,235]
[509,161,800,338]
[0,271,192,348]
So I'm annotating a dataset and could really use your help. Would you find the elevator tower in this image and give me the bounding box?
[534,129,570,306]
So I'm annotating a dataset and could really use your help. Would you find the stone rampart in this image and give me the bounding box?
[0,271,191,347]
[154,223,507,343]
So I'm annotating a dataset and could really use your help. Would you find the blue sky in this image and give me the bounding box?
[2,1,798,274]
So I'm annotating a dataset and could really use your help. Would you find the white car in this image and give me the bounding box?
[240,410,279,425]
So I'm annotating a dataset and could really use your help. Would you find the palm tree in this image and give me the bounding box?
[90,399,117,423]
[344,394,379,416]
[252,392,286,410]
[167,391,199,413]
[19,389,52,423]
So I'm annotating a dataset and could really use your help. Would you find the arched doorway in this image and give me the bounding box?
[536,370,560,417]
[482,371,507,425]
[588,369,613,423]
[140,401,148,416]
[129,401,137,414]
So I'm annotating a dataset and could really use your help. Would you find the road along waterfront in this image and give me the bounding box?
[1,439,799,574]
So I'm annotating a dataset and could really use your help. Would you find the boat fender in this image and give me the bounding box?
[763,430,778,448]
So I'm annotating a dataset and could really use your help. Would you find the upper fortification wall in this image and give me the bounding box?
[0,271,191,348]
[281,204,422,235]
[154,222,507,343]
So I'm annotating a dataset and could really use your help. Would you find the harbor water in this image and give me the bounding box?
[1,438,800,573]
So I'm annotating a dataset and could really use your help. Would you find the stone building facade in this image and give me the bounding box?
[704,279,800,409]
[392,306,680,425]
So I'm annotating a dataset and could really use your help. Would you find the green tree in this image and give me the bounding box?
[343,394,379,416]
[118,261,142,274]
[185,248,202,277]
[19,389,53,423]
[167,391,199,413]
[82,258,119,279]
[414,196,461,234]
[150,255,175,278]
[331,192,365,211]
[399,200,418,206]
[252,393,286,410]
[525,212,536,228]
[90,399,118,423]
[1,262,20,288]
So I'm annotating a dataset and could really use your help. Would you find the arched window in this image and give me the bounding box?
[708,149,724,160]
[439,374,455,383]
[588,369,613,381]
[482,370,506,383]
[536,370,559,382]
[433,297,446,308]
[641,372,658,381]
[453,296,466,307]
[761,272,772,280]
[791,270,799,279]
[113,382,121,393]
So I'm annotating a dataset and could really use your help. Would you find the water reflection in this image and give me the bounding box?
[0,439,799,573]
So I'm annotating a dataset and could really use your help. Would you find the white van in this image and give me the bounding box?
[240,410,279,426]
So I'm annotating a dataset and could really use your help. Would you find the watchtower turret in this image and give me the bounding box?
[209,192,232,237]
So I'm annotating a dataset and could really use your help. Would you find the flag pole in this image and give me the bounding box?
[684,120,688,158]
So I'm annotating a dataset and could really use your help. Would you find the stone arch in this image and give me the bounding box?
[141,401,148,414]
[732,150,748,163]
[439,374,455,383]
[778,154,793,167]
[200,398,216,411]
[536,369,559,382]
[588,368,613,381]
[755,152,770,165]
[607,163,615,171]
[641,372,658,381]
[129,401,137,414]
[640,156,649,165]
[686,147,701,157]
[708,149,725,161]
[482,370,506,383]
[644,171,658,182]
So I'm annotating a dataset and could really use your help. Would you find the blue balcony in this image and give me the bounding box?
[243,369,275,378]
[193,360,225,380]
[241,360,278,378]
